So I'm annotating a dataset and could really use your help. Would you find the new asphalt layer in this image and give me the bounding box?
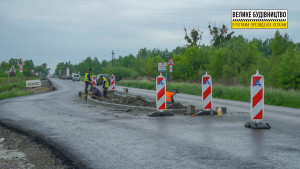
[0,78,299,169]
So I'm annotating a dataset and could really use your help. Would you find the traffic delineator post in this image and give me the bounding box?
[245,70,271,129]
[111,74,115,90]
[92,75,97,86]
[156,74,166,112]
[202,72,212,110]
[251,70,264,122]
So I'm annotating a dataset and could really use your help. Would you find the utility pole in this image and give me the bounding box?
[28,62,29,77]
[112,50,115,66]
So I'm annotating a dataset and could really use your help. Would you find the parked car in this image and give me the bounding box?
[67,75,72,80]
[96,74,110,86]
[62,75,68,80]
[72,74,80,82]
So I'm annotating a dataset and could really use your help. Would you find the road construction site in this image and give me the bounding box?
[0,78,300,169]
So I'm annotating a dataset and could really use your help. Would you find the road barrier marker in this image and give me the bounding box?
[202,72,212,110]
[156,73,166,111]
[92,75,96,86]
[111,74,115,90]
[245,70,271,129]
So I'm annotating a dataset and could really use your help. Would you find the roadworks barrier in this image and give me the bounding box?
[245,70,271,129]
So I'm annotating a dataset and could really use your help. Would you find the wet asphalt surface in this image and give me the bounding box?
[0,78,300,169]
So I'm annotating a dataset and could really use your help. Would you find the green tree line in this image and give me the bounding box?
[55,25,300,89]
[0,59,49,78]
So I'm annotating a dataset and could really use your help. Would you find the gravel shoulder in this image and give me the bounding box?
[0,124,71,169]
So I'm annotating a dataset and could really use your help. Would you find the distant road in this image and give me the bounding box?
[0,78,299,169]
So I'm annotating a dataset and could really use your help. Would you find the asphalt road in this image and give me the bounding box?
[0,78,299,169]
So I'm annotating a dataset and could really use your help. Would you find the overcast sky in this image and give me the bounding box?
[0,0,299,73]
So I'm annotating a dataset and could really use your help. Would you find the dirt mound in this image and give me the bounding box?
[94,92,156,108]
[167,102,186,109]
[92,91,186,109]
[122,96,155,107]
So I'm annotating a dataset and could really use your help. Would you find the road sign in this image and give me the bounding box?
[158,62,167,72]
[169,65,173,72]
[19,66,23,73]
[202,72,212,110]
[17,58,25,66]
[26,80,41,88]
[251,70,264,122]
[9,65,16,73]
[167,58,175,65]
[156,74,166,111]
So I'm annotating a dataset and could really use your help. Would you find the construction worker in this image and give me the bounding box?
[90,85,102,97]
[166,89,178,103]
[84,68,93,94]
[102,76,109,98]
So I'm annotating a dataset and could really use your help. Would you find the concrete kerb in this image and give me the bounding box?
[86,96,187,115]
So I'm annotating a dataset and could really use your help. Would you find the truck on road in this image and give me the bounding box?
[59,70,67,79]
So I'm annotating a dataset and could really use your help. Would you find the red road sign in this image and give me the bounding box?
[17,58,25,66]
[167,58,175,65]
[169,65,173,72]
[19,66,23,73]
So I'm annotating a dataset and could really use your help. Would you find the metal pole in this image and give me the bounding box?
[21,72,23,89]
[165,72,167,80]
[112,50,114,66]
[12,71,14,88]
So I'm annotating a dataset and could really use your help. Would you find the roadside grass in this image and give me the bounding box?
[0,88,32,100]
[119,80,300,109]
[0,76,38,100]
[0,77,34,91]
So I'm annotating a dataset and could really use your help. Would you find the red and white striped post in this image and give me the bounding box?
[92,75,97,86]
[110,74,115,90]
[156,73,166,111]
[202,72,212,110]
[251,70,264,122]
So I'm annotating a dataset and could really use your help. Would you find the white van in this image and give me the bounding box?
[72,74,80,82]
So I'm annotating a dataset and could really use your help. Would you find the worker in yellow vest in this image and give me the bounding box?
[102,76,109,98]
[166,89,178,103]
[84,68,93,94]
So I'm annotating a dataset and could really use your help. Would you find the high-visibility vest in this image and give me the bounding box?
[103,77,109,88]
[84,72,90,81]
[166,91,175,103]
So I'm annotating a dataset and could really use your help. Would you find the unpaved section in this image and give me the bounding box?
[0,125,69,169]
[90,90,187,109]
